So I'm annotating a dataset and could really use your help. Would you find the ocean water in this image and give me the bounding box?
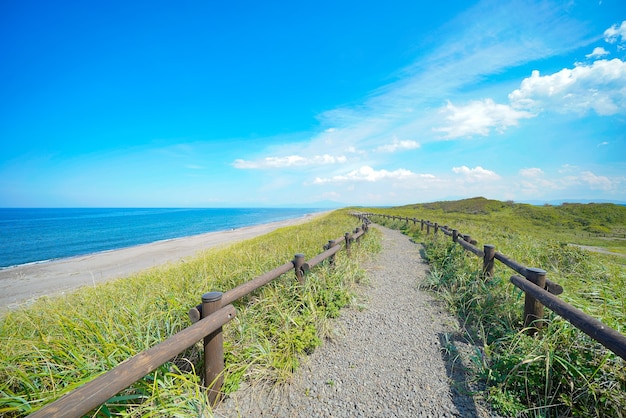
[0,208,322,269]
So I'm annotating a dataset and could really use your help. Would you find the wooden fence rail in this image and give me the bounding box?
[361,213,626,361]
[28,304,236,418]
[29,221,369,417]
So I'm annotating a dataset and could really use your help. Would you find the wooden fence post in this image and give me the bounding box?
[452,229,458,242]
[434,222,439,234]
[327,240,336,265]
[421,219,425,231]
[293,253,305,283]
[202,291,224,405]
[345,232,352,255]
[426,221,430,235]
[483,244,495,277]
[354,227,362,242]
[523,268,547,334]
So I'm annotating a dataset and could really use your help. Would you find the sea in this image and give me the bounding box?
[0,208,323,269]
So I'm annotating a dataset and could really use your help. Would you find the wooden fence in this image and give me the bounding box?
[362,213,626,362]
[28,223,369,418]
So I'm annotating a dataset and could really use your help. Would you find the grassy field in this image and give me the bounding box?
[365,197,626,417]
[0,210,378,417]
[2,199,624,417]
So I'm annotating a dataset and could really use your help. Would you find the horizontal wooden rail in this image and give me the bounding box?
[495,251,563,295]
[222,261,295,306]
[510,275,626,361]
[329,235,347,247]
[364,212,626,361]
[494,250,527,275]
[456,237,484,257]
[304,244,342,270]
[29,304,236,418]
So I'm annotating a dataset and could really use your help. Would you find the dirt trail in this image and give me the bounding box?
[216,226,499,417]
[569,244,626,258]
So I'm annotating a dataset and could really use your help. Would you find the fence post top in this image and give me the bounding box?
[294,253,305,259]
[202,291,223,303]
[484,244,495,249]
[527,267,547,275]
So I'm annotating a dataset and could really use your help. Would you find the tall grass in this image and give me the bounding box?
[373,210,625,417]
[0,210,379,417]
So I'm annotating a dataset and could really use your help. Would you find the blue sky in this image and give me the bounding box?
[1,0,625,208]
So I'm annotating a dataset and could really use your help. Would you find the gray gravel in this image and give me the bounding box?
[215,226,498,417]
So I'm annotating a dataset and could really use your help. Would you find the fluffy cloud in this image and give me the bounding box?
[452,165,500,181]
[375,138,420,153]
[313,165,417,184]
[579,171,613,191]
[604,20,626,43]
[432,21,626,140]
[517,167,616,195]
[435,99,534,138]
[509,59,626,115]
[586,47,609,59]
[518,167,559,193]
[233,154,347,169]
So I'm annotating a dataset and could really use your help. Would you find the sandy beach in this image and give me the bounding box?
[0,213,326,311]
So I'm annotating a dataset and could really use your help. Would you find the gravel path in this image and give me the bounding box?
[215,226,497,417]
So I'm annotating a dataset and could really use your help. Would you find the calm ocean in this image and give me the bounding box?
[0,208,322,269]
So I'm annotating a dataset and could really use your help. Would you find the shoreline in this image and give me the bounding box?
[0,211,330,311]
[0,210,326,270]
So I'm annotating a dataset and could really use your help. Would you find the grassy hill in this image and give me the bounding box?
[391,196,626,255]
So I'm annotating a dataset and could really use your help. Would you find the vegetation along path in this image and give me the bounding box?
[216,226,498,417]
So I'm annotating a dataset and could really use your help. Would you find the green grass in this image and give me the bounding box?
[365,198,626,417]
[0,210,380,417]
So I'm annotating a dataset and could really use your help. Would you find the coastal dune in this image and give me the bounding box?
[0,214,324,311]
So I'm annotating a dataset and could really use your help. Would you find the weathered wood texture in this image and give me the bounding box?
[511,275,626,361]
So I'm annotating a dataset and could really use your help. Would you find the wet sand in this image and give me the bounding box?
[0,213,327,311]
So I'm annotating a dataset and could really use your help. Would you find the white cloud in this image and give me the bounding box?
[517,167,558,193]
[517,167,616,196]
[233,154,347,169]
[313,165,417,184]
[579,171,613,190]
[435,99,534,139]
[300,2,594,150]
[586,47,609,58]
[559,164,579,173]
[604,20,626,43]
[509,59,626,115]
[452,165,500,181]
[375,137,420,153]
[519,167,544,177]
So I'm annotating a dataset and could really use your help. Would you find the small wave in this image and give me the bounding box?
[0,258,56,270]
